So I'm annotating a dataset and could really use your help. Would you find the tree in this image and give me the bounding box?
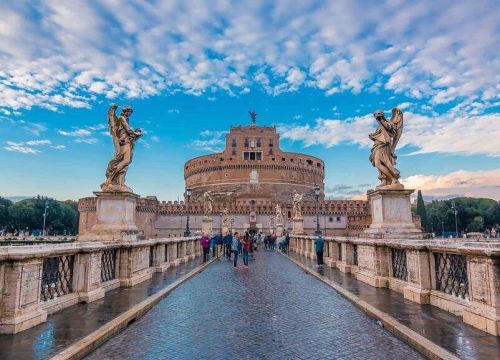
[416,190,428,232]
[0,197,13,232]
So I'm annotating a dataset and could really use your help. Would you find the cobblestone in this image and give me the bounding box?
[87,251,423,359]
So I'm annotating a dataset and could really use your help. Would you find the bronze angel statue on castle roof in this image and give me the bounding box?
[101,104,142,193]
[369,108,404,189]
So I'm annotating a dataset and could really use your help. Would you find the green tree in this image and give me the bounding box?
[468,216,484,232]
[416,190,428,232]
[0,197,13,232]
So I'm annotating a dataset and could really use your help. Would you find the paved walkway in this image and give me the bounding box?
[0,258,203,360]
[288,252,500,360]
[86,251,423,359]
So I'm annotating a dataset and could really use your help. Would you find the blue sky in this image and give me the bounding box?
[0,0,499,201]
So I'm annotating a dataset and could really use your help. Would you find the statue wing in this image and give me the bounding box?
[108,105,120,157]
[390,108,403,154]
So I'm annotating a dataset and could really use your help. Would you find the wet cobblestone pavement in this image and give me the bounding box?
[0,258,203,360]
[288,252,500,360]
[87,251,423,359]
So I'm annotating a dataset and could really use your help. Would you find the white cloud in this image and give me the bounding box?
[402,169,500,200]
[3,139,63,154]
[280,110,500,157]
[58,129,92,137]
[4,141,40,154]
[74,137,98,144]
[192,130,227,152]
[0,1,497,112]
[150,135,160,142]
[167,109,180,114]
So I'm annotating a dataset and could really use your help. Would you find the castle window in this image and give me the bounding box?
[232,148,236,155]
[306,159,313,166]
[269,139,273,147]
[317,162,321,168]
[256,138,261,147]
[282,157,285,161]
[244,138,249,147]
[329,217,333,222]
[337,216,341,222]
[232,138,236,147]
[243,151,262,161]
[269,148,273,155]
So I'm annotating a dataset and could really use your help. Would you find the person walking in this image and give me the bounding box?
[200,234,211,262]
[232,232,240,268]
[223,231,232,260]
[284,232,290,253]
[314,234,325,268]
[242,233,250,269]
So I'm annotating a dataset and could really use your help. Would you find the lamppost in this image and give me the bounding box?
[184,187,192,237]
[314,185,321,235]
[451,201,459,238]
[42,200,49,237]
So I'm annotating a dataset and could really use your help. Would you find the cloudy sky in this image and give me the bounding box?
[0,0,499,201]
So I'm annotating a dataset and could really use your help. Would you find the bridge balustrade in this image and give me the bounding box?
[289,234,500,336]
[0,236,201,334]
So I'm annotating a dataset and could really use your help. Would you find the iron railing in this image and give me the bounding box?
[434,253,468,299]
[391,248,408,281]
[40,255,74,301]
[101,249,118,282]
[353,245,358,266]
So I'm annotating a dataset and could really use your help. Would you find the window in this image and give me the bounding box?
[269,148,273,155]
[329,217,333,222]
[256,138,261,147]
[269,139,273,147]
[232,149,236,156]
[243,151,262,161]
[231,139,236,147]
[317,162,321,168]
[244,138,249,147]
[336,216,341,222]
[306,159,313,166]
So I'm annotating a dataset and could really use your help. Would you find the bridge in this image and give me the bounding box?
[1,235,499,359]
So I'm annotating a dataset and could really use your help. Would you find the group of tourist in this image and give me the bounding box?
[198,231,292,269]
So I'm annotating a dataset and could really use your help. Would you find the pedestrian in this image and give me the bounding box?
[200,234,211,262]
[264,235,269,250]
[210,234,217,258]
[232,232,240,268]
[242,233,250,269]
[315,234,324,268]
[284,232,290,253]
[223,231,232,260]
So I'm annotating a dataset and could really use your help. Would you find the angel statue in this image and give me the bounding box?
[203,191,214,217]
[222,207,229,227]
[292,191,304,219]
[275,204,283,225]
[101,104,142,192]
[369,108,404,189]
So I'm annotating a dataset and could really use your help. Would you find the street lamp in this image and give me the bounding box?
[314,186,321,235]
[42,200,49,237]
[451,201,459,238]
[184,187,192,237]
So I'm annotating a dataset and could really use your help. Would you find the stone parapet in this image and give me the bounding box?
[0,236,199,334]
[289,234,500,336]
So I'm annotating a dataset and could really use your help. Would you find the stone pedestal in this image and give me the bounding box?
[118,245,153,287]
[364,188,422,239]
[74,252,105,303]
[202,217,213,235]
[276,223,284,237]
[78,191,141,242]
[292,218,304,235]
[0,259,47,334]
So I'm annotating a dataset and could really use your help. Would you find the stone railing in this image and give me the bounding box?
[0,236,201,334]
[290,235,500,336]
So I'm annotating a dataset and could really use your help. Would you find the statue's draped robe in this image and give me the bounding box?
[369,119,400,183]
[105,116,136,187]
